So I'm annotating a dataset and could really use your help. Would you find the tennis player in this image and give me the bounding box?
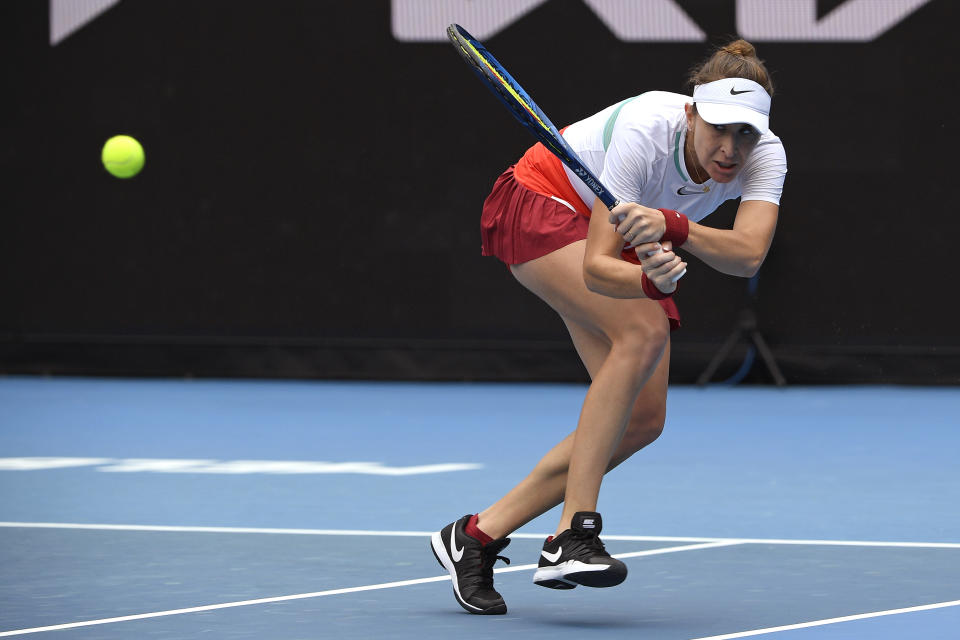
[432,39,786,615]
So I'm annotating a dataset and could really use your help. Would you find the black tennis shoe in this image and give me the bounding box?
[431,515,511,615]
[532,511,627,589]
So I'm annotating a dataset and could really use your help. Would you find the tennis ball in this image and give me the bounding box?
[101,135,145,178]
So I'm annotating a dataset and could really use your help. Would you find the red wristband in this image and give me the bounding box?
[641,273,673,300]
[658,209,689,247]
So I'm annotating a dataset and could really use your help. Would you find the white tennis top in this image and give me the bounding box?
[560,91,787,222]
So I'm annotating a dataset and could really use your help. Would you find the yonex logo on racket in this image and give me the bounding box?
[574,168,605,195]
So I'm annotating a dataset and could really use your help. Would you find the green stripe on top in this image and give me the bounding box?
[602,96,639,151]
[673,130,689,182]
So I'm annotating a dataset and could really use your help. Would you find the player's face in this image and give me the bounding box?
[688,112,761,183]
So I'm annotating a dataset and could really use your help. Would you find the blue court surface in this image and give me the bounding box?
[1,377,958,639]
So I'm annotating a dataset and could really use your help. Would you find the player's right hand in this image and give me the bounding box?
[635,241,686,294]
[610,203,666,248]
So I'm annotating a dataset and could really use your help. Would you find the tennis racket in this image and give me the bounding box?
[446,23,619,211]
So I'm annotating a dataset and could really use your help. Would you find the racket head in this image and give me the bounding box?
[446,25,571,161]
[446,24,618,210]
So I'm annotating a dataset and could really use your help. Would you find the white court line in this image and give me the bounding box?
[0,539,729,636]
[0,575,452,637]
[695,537,960,550]
[1,524,957,636]
[0,522,436,538]
[2,522,959,548]
[495,540,745,574]
[689,599,960,640]
[0,521,716,542]
[614,540,745,560]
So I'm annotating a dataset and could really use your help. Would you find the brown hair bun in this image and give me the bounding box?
[687,38,774,97]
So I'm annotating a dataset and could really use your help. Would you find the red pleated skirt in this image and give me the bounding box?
[480,166,680,330]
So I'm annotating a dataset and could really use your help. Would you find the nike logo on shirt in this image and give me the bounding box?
[677,186,707,196]
[541,547,563,563]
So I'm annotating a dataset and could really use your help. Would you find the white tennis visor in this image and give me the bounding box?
[692,78,770,134]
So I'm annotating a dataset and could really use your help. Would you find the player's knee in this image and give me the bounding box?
[613,320,669,369]
[609,410,665,470]
[622,404,666,454]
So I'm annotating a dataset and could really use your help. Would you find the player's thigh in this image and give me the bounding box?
[511,240,669,349]
[513,240,670,445]
[564,316,669,441]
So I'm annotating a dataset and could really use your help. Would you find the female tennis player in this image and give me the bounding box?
[431,39,786,615]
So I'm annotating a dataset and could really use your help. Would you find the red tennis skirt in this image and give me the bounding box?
[480,166,680,330]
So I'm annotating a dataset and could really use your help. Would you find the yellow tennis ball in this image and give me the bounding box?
[101,135,145,178]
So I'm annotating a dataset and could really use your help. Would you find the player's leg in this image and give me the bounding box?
[510,240,669,526]
[474,326,669,540]
[508,240,668,588]
[446,322,667,596]
[431,239,667,606]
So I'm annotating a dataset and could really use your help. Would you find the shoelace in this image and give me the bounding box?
[477,546,510,589]
[568,529,609,559]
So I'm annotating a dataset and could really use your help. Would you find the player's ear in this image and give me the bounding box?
[684,103,696,128]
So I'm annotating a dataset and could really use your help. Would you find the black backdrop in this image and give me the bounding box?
[2,0,957,383]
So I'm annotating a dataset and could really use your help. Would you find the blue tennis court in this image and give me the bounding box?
[1,377,958,638]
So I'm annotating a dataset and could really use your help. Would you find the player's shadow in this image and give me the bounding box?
[520,596,700,630]
[527,615,641,629]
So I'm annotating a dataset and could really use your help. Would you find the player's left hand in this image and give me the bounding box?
[609,203,666,248]
[636,240,687,292]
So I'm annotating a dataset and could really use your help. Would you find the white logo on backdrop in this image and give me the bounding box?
[50,0,122,45]
[737,0,932,41]
[391,0,933,42]
[51,0,933,46]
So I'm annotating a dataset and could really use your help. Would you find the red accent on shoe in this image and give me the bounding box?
[465,514,494,545]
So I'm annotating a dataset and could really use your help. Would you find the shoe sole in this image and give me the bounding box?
[532,576,577,590]
[431,531,507,615]
[533,562,627,589]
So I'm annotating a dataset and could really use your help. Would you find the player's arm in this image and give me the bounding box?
[683,199,778,277]
[583,198,686,299]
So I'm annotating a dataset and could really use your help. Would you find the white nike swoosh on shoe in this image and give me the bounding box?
[541,547,562,563]
[450,533,464,562]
